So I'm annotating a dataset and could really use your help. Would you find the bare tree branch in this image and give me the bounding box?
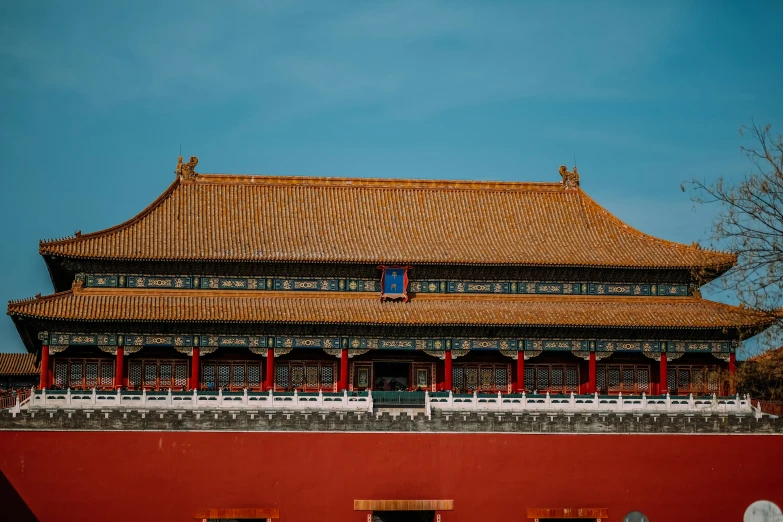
[684,121,783,355]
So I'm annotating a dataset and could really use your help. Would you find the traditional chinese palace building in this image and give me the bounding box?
[2,158,782,522]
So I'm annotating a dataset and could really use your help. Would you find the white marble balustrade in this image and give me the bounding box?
[21,389,763,418]
[426,391,757,416]
[29,388,373,413]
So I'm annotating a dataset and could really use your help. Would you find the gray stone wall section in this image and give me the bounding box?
[1,409,782,434]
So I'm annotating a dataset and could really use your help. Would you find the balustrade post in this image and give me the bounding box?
[473,390,478,410]
[317,390,323,409]
[218,387,223,407]
[569,391,575,409]
[141,387,146,407]
[66,387,71,405]
[665,392,671,410]
[545,391,551,408]
[521,391,527,411]
[243,387,248,407]
[115,346,124,389]
[167,387,173,407]
[39,345,49,390]
[448,390,453,409]
[92,388,97,405]
[588,352,596,394]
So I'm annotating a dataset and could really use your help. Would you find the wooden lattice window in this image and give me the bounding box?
[523,364,579,394]
[275,360,338,391]
[128,359,188,390]
[452,363,512,393]
[596,364,650,394]
[200,360,264,391]
[667,365,722,395]
[52,358,115,390]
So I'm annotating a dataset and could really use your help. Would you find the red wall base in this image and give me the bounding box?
[1,431,781,522]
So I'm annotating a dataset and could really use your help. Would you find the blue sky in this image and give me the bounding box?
[1,1,782,353]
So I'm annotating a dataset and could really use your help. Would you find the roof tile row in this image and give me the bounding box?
[7,288,773,330]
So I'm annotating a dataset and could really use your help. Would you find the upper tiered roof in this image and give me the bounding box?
[39,165,736,271]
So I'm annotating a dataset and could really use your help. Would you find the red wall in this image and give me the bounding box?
[1,431,782,522]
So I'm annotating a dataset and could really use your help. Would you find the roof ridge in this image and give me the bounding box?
[191,173,565,192]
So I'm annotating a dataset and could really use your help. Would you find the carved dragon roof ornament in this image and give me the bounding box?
[176,156,199,180]
[559,165,579,189]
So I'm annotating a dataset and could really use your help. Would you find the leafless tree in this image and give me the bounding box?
[684,121,783,351]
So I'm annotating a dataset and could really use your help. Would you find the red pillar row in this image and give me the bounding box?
[264,348,275,391]
[588,352,596,394]
[339,349,349,391]
[659,353,668,395]
[39,345,49,389]
[516,353,524,393]
[114,346,124,389]
[729,352,737,394]
[190,347,200,391]
[444,350,453,391]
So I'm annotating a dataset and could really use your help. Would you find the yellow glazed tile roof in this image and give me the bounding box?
[7,287,773,330]
[0,353,38,375]
[39,173,736,269]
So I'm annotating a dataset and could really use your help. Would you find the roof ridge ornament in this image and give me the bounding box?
[559,165,579,189]
[176,156,199,180]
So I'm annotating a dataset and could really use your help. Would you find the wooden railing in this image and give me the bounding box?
[757,400,783,417]
[0,388,33,412]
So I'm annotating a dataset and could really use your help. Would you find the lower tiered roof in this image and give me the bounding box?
[7,286,774,330]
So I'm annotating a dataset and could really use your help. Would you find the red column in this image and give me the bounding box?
[516,353,525,393]
[191,347,200,391]
[444,350,453,391]
[114,346,124,389]
[39,345,49,389]
[659,352,668,395]
[264,348,275,391]
[338,349,349,391]
[588,352,596,394]
[729,352,737,394]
